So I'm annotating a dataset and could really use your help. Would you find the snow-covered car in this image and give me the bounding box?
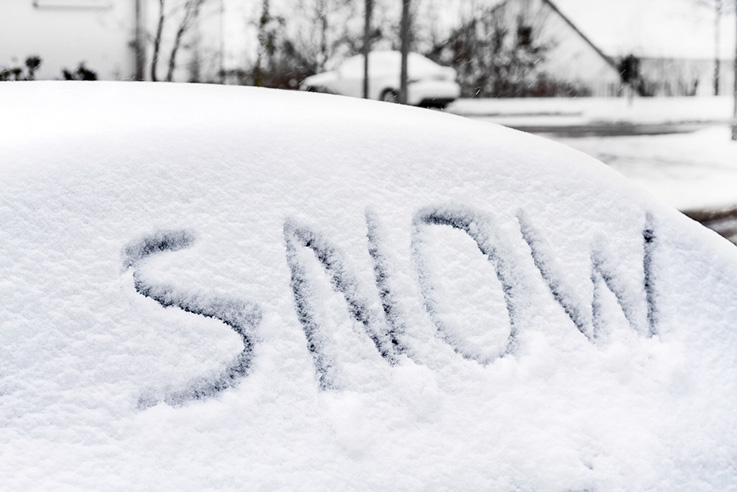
[1,82,736,490]
[300,50,460,107]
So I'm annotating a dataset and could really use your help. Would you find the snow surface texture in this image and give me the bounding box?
[555,126,737,212]
[1,82,736,491]
[450,96,737,212]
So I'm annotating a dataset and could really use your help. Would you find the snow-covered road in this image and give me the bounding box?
[554,126,737,243]
[448,96,733,127]
[553,126,737,211]
[450,97,737,241]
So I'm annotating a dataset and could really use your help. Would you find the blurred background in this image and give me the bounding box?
[2,0,737,241]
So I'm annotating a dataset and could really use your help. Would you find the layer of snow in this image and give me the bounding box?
[1,82,736,491]
[449,96,735,125]
[555,126,737,212]
[450,96,737,213]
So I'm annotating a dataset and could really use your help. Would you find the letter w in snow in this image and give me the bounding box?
[517,210,658,340]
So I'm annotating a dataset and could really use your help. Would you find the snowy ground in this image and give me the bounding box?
[554,127,737,211]
[1,84,736,490]
[556,126,737,244]
[448,96,734,127]
[450,97,737,242]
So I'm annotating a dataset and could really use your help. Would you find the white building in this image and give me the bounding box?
[0,0,231,82]
[423,0,736,97]
[1,0,139,80]
[553,0,736,96]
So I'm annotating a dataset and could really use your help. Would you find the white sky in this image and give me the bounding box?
[554,0,736,59]
[412,0,737,60]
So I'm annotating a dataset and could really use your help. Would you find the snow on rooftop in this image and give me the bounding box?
[0,82,736,490]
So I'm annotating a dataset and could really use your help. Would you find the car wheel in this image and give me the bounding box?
[380,89,398,103]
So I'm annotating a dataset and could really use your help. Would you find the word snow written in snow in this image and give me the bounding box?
[123,205,658,405]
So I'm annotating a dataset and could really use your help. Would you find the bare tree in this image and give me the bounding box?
[688,0,736,139]
[317,0,329,71]
[428,1,562,98]
[693,0,725,94]
[151,0,166,81]
[254,0,277,86]
[150,0,208,82]
[690,0,736,95]
[166,0,205,81]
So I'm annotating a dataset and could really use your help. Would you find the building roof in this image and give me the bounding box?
[417,0,735,61]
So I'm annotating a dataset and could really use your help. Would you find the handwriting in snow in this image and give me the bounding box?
[124,205,657,405]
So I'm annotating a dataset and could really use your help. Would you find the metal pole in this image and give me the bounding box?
[363,0,372,99]
[134,0,145,81]
[399,0,410,104]
[733,0,737,140]
[715,0,721,95]
[219,0,224,83]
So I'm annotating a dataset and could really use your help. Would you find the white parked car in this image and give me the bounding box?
[300,50,461,108]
